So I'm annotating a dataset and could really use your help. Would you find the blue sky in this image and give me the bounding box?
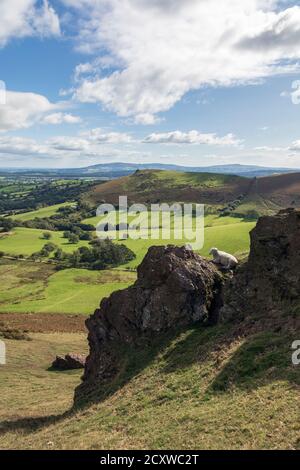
[1,0,300,168]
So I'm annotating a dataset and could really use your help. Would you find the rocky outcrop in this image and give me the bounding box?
[221,208,300,322]
[75,246,224,400]
[75,209,300,403]
[51,353,86,370]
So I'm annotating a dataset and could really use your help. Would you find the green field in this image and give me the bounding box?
[0,227,89,256]
[10,202,76,221]
[0,325,298,449]
[0,211,255,314]
[80,212,254,268]
[0,260,136,315]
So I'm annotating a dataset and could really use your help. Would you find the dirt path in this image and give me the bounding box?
[0,312,87,333]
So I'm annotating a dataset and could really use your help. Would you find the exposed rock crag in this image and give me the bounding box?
[221,208,300,322]
[75,246,223,400]
[75,209,300,403]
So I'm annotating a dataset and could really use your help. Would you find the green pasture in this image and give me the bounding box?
[0,260,136,315]
[82,212,254,268]
[10,202,76,222]
[0,227,89,256]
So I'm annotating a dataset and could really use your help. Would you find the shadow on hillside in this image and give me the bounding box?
[208,331,300,393]
[0,410,73,436]
[3,325,298,435]
[73,322,299,410]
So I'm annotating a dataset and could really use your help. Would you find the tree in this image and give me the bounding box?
[68,233,79,244]
[42,232,52,240]
[0,217,16,233]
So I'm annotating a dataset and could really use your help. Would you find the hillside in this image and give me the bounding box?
[2,163,298,178]
[84,169,251,206]
[84,169,300,216]
[1,210,299,450]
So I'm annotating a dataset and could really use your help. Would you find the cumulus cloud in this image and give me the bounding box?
[0,136,47,156]
[0,0,60,47]
[82,128,134,144]
[289,140,300,152]
[143,131,243,147]
[291,80,300,104]
[42,112,82,124]
[47,136,90,152]
[63,0,300,123]
[0,90,58,131]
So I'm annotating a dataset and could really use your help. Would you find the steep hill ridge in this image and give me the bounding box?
[84,169,300,216]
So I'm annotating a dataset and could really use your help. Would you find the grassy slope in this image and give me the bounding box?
[0,227,89,256]
[0,214,254,313]
[0,260,136,315]
[85,169,249,206]
[10,202,76,221]
[85,169,300,217]
[0,324,298,449]
[81,212,254,268]
[114,221,254,269]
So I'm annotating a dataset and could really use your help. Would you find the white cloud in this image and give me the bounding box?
[0,0,60,47]
[82,128,134,144]
[255,145,286,151]
[64,0,300,123]
[0,90,58,131]
[291,80,300,104]
[289,140,300,152]
[143,131,243,147]
[47,136,90,152]
[43,112,82,124]
[0,136,47,156]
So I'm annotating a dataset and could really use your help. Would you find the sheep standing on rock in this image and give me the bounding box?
[209,247,238,270]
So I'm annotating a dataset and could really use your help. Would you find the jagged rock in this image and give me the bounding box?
[221,208,300,322]
[75,246,224,400]
[51,353,86,370]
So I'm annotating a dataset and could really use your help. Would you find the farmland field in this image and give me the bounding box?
[0,227,90,256]
[0,260,136,315]
[10,202,76,222]
[0,213,254,314]
[82,212,255,268]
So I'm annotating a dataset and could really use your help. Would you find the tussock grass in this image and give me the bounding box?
[0,260,136,315]
[0,323,298,450]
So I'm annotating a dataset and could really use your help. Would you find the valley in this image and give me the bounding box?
[0,169,299,450]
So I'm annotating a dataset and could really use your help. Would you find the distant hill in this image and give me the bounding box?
[84,169,300,216]
[1,162,298,178]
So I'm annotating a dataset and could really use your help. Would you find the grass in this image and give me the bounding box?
[0,215,254,314]
[0,227,89,256]
[0,260,136,315]
[0,324,298,449]
[113,220,254,269]
[10,202,76,222]
[81,212,254,268]
[151,170,242,188]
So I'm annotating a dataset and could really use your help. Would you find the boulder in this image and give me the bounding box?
[221,208,300,322]
[75,245,224,400]
[51,353,86,370]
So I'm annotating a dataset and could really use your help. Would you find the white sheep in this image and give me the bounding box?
[209,247,238,270]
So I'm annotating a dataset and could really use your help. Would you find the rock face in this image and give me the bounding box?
[51,353,86,370]
[75,246,223,399]
[221,208,300,322]
[75,209,300,403]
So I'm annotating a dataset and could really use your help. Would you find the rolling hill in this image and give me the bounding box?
[1,162,299,178]
[84,169,300,216]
